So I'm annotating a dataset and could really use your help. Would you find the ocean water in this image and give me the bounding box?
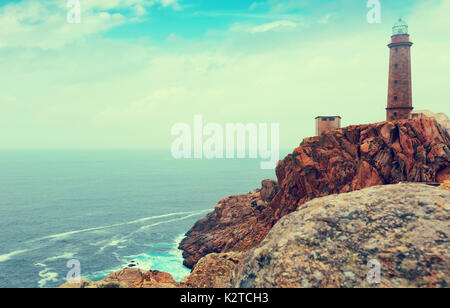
[0,150,275,288]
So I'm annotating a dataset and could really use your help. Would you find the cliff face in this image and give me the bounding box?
[233,183,450,288]
[179,180,278,269]
[180,119,450,268]
[271,118,450,220]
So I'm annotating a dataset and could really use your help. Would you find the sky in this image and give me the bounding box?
[0,0,449,150]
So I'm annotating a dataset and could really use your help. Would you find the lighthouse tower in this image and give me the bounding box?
[386,18,413,121]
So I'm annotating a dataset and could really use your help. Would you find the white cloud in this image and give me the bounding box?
[267,0,310,14]
[318,13,335,24]
[250,20,297,33]
[0,0,181,49]
[0,0,449,149]
[232,20,298,34]
[249,2,265,10]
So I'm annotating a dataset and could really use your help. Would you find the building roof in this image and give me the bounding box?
[315,116,342,119]
[393,18,408,35]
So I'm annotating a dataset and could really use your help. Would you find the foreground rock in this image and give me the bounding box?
[439,180,450,190]
[181,119,450,268]
[232,183,450,288]
[59,268,178,288]
[59,253,244,289]
[181,252,244,288]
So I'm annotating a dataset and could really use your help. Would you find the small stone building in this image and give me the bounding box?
[315,116,341,136]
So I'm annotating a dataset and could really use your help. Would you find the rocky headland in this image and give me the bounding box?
[61,118,450,288]
[180,118,450,269]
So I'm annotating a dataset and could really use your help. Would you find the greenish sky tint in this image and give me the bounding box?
[0,0,449,150]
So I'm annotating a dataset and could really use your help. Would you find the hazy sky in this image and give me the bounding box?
[0,0,449,150]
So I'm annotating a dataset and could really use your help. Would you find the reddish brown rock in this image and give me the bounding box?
[59,268,178,288]
[271,118,449,220]
[439,180,450,190]
[181,252,244,288]
[180,119,450,269]
[437,166,450,183]
[260,179,279,202]
[102,268,177,288]
[179,185,275,269]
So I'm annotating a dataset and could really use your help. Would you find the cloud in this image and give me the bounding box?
[0,0,181,49]
[266,0,310,14]
[250,20,297,33]
[318,13,335,24]
[0,0,449,149]
[249,2,266,10]
[231,20,298,34]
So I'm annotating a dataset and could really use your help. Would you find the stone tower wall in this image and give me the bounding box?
[386,34,413,121]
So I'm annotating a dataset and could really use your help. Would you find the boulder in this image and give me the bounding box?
[181,252,243,288]
[233,183,450,288]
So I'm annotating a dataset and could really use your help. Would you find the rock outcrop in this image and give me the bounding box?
[181,252,244,288]
[439,180,450,190]
[410,110,450,135]
[233,183,450,288]
[179,186,277,269]
[180,119,450,268]
[272,118,449,220]
[260,179,279,202]
[59,268,178,288]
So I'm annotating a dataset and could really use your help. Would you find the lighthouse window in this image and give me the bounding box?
[394,80,399,84]
[394,96,398,101]
[395,48,398,53]
[321,118,327,121]
[395,64,398,69]
[329,117,335,121]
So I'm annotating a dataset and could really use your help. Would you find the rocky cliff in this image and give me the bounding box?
[179,180,278,269]
[271,118,449,220]
[60,119,450,288]
[232,183,450,288]
[180,119,450,268]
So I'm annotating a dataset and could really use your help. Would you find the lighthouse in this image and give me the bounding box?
[386,18,414,121]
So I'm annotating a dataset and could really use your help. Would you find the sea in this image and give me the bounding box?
[0,150,278,288]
